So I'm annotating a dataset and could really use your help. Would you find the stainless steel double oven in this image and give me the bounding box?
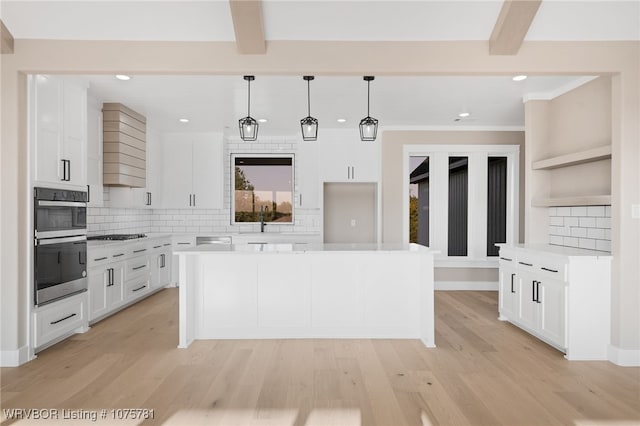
[34,187,88,306]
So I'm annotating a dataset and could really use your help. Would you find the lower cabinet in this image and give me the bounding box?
[497,244,610,360]
[33,292,88,349]
[87,237,171,323]
[88,262,124,321]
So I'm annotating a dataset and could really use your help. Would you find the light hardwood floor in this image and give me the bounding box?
[2,289,639,425]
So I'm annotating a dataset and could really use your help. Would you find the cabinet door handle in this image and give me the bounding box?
[351,166,355,180]
[132,285,146,292]
[132,265,146,271]
[87,185,91,203]
[193,194,196,207]
[67,160,71,181]
[299,193,302,206]
[133,249,147,253]
[153,245,162,249]
[541,267,558,273]
[519,261,533,266]
[189,194,192,206]
[500,257,512,262]
[60,159,68,181]
[112,253,125,258]
[50,313,76,325]
[161,254,165,268]
[536,281,541,304]
[177,242,191,245]
[107,268,113,286]
[532,280,536,302]
[94,257,108,261]
[510,273,515,293]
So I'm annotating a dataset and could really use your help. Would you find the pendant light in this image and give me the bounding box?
[359,76,378,141]
[300,76,318,141]
[239,75,258,141]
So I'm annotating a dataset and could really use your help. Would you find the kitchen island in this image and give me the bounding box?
[176,243,437,348]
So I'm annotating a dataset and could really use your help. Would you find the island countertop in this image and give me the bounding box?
[175,242,439,254]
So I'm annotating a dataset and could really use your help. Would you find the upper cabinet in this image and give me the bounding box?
[31,75,88,189]
[317,130,380,183]
[160,133,224,209]
[109,128,162,209]
[86,95,104,207]
[296,141,319,209]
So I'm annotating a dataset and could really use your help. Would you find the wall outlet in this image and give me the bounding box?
[632,204,640,219]
[350,219,356,227]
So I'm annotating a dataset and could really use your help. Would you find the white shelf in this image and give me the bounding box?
[531,195,611,207]
[532,145,611,170]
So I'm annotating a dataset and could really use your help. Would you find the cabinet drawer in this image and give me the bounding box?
[88,249,110,268]
[126,256,149,278]
[516,252,536,272]
[34,293,86,348]
[537,258,568,282]
[125,278,149,300]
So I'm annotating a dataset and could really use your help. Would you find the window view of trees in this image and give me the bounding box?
[234,157,293,223]
[409,156,429,245]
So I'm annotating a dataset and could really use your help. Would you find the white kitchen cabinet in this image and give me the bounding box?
[33,292,88,350]
[87,236,170,323]
[86,96,104,207]
[31,75,88,189]
[296,141,319,208]
[318,130,379,182]
[109,129,162,209]
[161,133,223,208]
[88,262,124,322]
[497,244,610,360]
[149,243,172,290]
[498,257,518,320]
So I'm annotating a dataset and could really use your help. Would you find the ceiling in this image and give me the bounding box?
[83,74,592,134]
[4,1,633,134]
[1,1,639,42]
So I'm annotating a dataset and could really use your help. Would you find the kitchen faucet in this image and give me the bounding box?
[260,205,268,233]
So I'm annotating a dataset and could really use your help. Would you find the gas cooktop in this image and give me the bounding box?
[87,233,147,241]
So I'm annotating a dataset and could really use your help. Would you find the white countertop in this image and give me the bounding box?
[87,234,172,249]
[175,242,438,254]
[497,243,612,258]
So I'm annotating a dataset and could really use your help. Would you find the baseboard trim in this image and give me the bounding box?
[435,281,498,291]
[608,345,640,366]
[0,345,30,367]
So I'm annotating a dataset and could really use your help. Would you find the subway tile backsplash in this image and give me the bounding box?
[88,135,321,236]
[548,206,611,252]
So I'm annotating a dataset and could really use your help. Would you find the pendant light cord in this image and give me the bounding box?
[307,80,311,117]
[367,80,370,117]
[247,79,251,117]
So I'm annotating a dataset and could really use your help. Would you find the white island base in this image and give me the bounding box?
[177,243,437,348]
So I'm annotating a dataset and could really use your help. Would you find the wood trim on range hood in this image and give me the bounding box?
[103,103,147,187]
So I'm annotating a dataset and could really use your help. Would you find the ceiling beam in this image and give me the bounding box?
[490,0,542,55]
[1,20,15,54]
[229,0,266,55]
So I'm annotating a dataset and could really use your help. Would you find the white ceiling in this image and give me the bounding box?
[83,74,591,134]
[4,1,627,134]
[2,1,639,41]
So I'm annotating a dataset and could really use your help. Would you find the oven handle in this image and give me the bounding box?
[37,235,87,245]
[37,200,86,207]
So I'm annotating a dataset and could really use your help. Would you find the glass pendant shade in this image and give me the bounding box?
[300,76,318,141]
[239,75,258,141]
[239,116,258,141]
[359,76,378,141]
[300,116,318,141]
[359,116,378,141]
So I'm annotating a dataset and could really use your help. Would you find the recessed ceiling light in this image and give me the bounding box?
[115,74,131,81]
[512,75,527,81]
[258,118,268,123]
[458,112,470,118]
[179,118,189,123]
[337,118,347,123]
